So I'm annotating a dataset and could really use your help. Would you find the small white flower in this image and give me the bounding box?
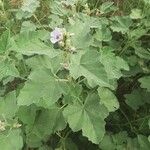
[50,27,63,44]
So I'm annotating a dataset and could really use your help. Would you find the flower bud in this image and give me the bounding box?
[60,63,69,70]
[0,0,3,8]
[58,41,65,47]
[0,120,6,131]
[66,39,71,47]
[13,122,22,128]
[69,33,75,37]
[0,11,7,21]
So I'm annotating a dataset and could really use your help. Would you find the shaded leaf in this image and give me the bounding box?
[139,76,150,92]
[138,135,150,150]
[98,87,119,112]
[125,89,150,110]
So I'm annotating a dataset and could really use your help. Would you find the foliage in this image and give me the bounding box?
[0,0,150,149]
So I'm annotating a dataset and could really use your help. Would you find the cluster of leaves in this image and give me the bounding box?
[0,0,150,149]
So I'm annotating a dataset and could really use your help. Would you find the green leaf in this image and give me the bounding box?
[16,0,40,19]
[26,107,66,146]
[17,105,37,127]
[100,48,129,79]
[0,30,11,53]
[130,9,143,19]
[0,92,18,119]
[138,76,150,92]
[125,89,150,110]
[95,26,112,42]
[12,30,59,57]
[63,93,109,144]
[99,134,116,150]
[68,20,93,49]
[0,129,23,150]
[49,14,63,28]
[18,68,68,106]
[50,1,72,16]
[110,16,132,34]
[39,145,53,150]
[98,87,119,112]
[62,138,78,150]
[34,108,66,134]
[128,28,147,40]
[26,53,63,74]
[63,82,82,104]
[21,21,36,33]
[99,132,139,150]
[138,135,150,150]
[100,2,117,14]
[69,50,115,89]
[135,47,150,60]
[0,59,19,81]
[76,14,109,28]
[143,0,150,5]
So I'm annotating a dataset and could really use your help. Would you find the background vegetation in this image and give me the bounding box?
[0,0,150,150]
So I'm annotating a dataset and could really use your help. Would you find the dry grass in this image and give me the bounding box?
[9,0,22,8]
